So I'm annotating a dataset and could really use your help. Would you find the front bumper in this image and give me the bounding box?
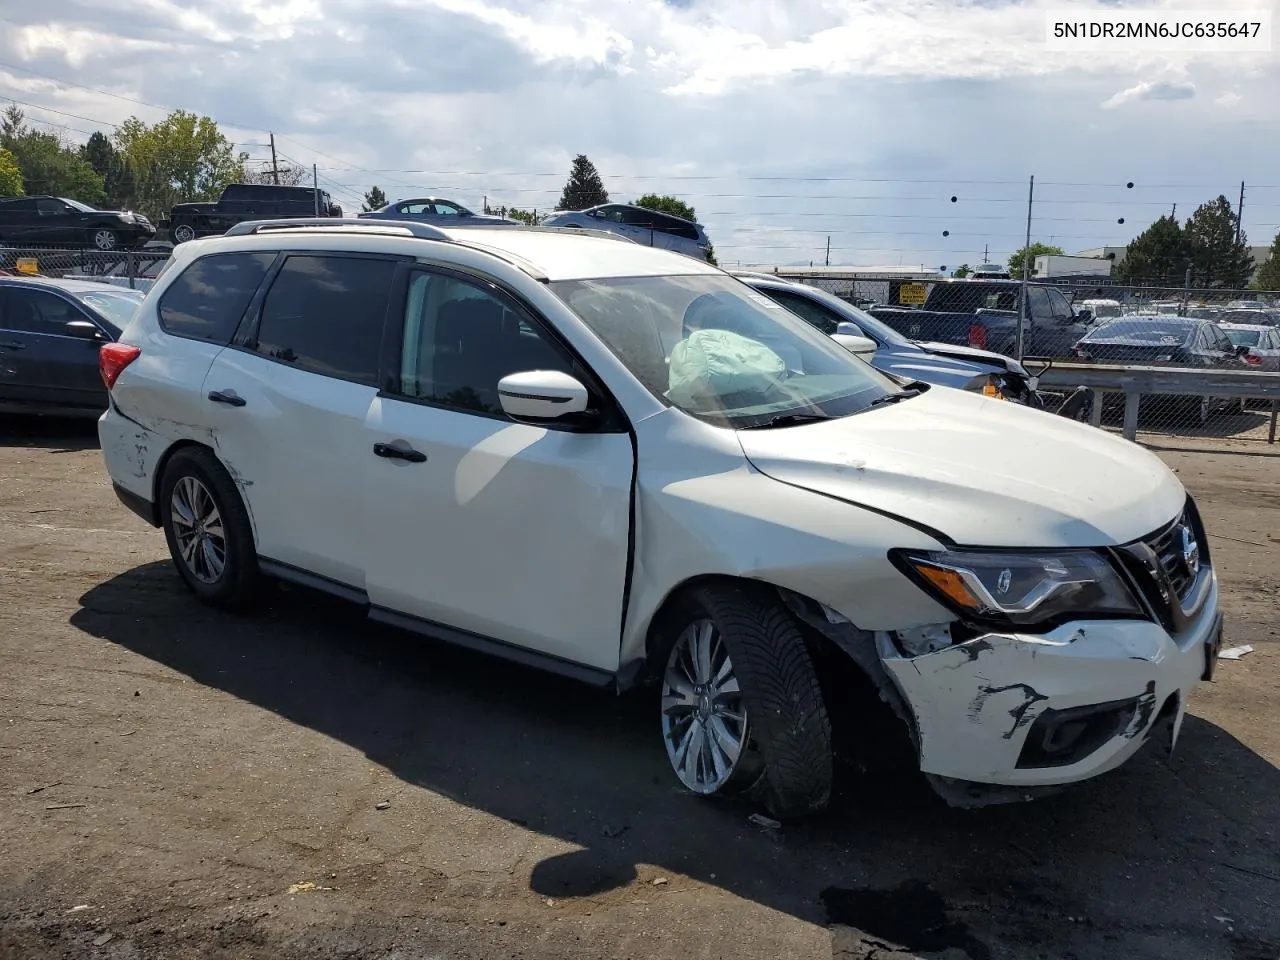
[879,571,1222,787]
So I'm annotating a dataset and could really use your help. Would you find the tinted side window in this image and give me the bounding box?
[220,185,253,202]
[158,252,275,343]
[252,255,396,387]
[397,271,574,415]
[767,290,840,335]
[1027,287,1051,320]
[3,288,81,334]
[1048,289,1073,320]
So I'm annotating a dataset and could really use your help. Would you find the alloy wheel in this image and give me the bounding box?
[93,229,118,251]
[170,476,227,584]
[661,618,749,794]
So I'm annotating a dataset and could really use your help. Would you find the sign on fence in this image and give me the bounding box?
[898,282,927,305]
[15,257,39,275]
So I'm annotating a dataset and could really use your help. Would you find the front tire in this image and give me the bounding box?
[657,583,833,820]
[158,447,261,610]
[171,223,197,244]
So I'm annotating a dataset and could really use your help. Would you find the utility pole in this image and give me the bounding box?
[1017,175,1034,362]
[1235,181,1245,245]
[313,165,319,215]
[825,235,830,267]
[269,132,280,185]
[983,243,989,265]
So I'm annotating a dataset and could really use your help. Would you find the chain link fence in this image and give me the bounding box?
[770,271,1280,443]
[0,244,172,292]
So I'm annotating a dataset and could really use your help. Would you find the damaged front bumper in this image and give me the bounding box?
[878,571,1222,789]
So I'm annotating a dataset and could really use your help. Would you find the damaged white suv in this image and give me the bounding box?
[97,218,1224,819]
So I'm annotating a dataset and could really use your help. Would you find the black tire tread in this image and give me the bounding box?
[159,446,261,611]
[693,582,833,819]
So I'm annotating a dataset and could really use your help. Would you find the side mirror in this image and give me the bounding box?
[65,320,105,341]
[1235,344,1250,357]
[831,334,878,359]
[498,370,591,425]
[835,320,865,338]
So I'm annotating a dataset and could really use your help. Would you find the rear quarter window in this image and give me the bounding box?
[157,252,277,344]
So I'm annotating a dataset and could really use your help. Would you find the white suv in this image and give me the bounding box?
[98,218,1224,818]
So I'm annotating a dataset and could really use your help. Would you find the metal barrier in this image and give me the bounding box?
[1035,362,1280,443]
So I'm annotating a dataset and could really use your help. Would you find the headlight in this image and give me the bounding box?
[892,549,1144,628]
[964,373,1005,399]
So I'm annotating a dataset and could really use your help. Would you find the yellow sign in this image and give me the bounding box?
[899,282,927,305]
[15,257,39,275]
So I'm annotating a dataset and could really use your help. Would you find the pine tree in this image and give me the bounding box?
[1183,195,1254,289]
[79,132,134,208]
[1114,215,1190,287]
[362,185,388,212]
[1252,230,1280,291]
[557,154,608,211]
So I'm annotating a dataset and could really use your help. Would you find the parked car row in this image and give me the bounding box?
[89,216,1224,820]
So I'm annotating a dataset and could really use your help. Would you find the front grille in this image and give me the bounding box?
[1114,497,1210,632]
[1147,516,1197,602]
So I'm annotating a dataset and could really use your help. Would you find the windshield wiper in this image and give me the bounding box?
[869,387,925,407]
[739,413,835,430]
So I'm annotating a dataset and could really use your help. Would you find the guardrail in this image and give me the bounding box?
[1033,362,1280,443]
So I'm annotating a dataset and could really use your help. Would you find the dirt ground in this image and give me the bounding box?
[1,417,1278,960]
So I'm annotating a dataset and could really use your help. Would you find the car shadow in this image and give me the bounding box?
[0,414,100,451]
[71,563,1280,959]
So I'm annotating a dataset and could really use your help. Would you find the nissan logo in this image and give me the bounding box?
[1181,525,1200,576]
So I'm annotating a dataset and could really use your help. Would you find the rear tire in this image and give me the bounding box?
[656,582,833,820]
[158,447,261,610]
[171,223,197,244]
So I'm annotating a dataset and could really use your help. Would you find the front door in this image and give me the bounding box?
[0,286,105,410]
[363,266,634,672]
[200,252,400,587]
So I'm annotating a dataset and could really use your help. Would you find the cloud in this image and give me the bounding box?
[0,0,1276,266]
[1216,90,1244,107]
[1101,80,1197,109]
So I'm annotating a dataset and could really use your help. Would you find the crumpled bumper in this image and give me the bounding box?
[879,573,1222,787]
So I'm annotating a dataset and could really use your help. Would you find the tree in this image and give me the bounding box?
[1183,195,1254,289]
[78,132,135,208]
[362,185,388,212]
[952,263,972,278]
[1,106,105,205]
[113,110,246,220]
[0,146,22,196]
[243,162,309,186]
[557,154,608,211]
[633,193,696,222]
[504,207,543,225]
[1113,214,1189,286]
[1007,242,1064,278]
[703,242,718,266]
[1251,231,1280,291]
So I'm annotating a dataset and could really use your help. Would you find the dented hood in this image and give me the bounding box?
[736,387,1186,548]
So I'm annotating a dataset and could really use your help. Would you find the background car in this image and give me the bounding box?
[358,197,516,226]
[736,272,1044,405]
[541,203,711,261]
[1071,315,1246,424]
[0,196,156,251]
[1221,322,1280,373]
[0,276,144,416]
[1217,307,1280,327]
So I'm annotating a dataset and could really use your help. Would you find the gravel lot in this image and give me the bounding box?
[2,418,1278,960]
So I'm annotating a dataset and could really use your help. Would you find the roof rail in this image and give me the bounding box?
[446,223,638,244]
[224,218,452,241]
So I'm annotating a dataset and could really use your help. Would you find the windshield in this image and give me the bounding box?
[74,289,143,329]
[1223,328,1262,347]
[549,275,902,428]
[60,198,99,213]
[1087,318,1193,345]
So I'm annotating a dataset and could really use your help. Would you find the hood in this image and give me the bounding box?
[736,387,1185,548]
[914,341,1027,376]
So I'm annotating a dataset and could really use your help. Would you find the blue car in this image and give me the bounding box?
[542,203,712,262]
[735,273,1043,406]
[358,197,516,226]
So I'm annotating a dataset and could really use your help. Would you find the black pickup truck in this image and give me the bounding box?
[167,184,343,244]
[867,279,1093,359]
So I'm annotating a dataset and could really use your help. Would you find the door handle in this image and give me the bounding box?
[0,341,25,350]
[207,390,246,407]
[373,441,427,463]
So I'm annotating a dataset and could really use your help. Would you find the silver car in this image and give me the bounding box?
[541,203,711,261]
[358,197,516,226]
[1221,322,1280,374]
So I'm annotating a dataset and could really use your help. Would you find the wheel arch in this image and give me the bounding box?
[149,439,257,544]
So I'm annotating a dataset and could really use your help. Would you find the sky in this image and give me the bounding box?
[0,0,1277,268]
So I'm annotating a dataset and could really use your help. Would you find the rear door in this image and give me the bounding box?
[200,252,401,587]
[0,285,106,410]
